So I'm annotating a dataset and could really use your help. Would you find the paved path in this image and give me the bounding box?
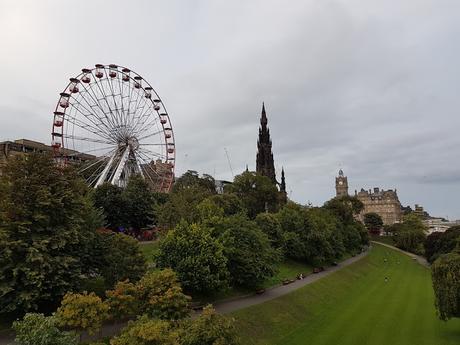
[0,248,373,344]
[371,241,429,267]
[213,250,369,314]
[2,243,429,345]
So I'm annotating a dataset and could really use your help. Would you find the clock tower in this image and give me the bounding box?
[335,169,348,197]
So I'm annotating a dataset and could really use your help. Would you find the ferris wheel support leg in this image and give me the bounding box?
[95,150,118,188]
[111,146,131,187]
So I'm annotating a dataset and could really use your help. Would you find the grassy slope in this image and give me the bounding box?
[139,241,160,263]
[232,244,460,345]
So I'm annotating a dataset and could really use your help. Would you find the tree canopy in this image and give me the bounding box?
[431,252,460,321]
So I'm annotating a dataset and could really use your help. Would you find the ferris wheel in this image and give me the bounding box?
[51,64,175,192]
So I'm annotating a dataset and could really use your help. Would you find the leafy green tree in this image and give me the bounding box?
[12,313,78,345]
[324,196,364,224]
[111,315,179,345]
[93,183,128,229]
[392,214,427,254]
[304,208,343,265]
[431,252,460,320]
[173,170,216,195]
[425,226,460,263]
[56,291,109,335]
[180,305,239,345]
[0,153,91,315]
[123,175,156,229]
[276,202,309,260]
[156,222,229,294]
[255,213,284,249]
[363,212,384,233]
[106,280,139,321]
[93,176,156,230]
[157,184,214,229]
[213,214,280,288]
[206,193,246,217]
[225,171,279,218]
[136,269,190,320]
[98,233,148,287]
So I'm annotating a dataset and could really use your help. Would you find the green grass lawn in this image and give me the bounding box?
[139,240,160,263]
[370,235,396,246]
[232,244,460,345]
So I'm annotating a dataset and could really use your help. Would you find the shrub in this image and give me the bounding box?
[12,313,78,345]
[136,269,190,320]
[56,292,109,335]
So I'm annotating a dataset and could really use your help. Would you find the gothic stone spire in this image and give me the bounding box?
[256,102,276,184]
[280,167,286,193]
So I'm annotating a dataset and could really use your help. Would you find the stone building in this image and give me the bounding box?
[335,170,402,225]
[0,139,94,173]
[255,103,287,202]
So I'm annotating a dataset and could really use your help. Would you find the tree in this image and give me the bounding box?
[213,214,280,288]
[180,305,239,345]
[255,213,284,249]
[56,292,109,335]
[304,208,344,265]
[363,212,384,234]
[98,233,148,287]
[111,315,179,345]
[93,183,128,229]
[173,170,216,195]
[431,252,460,320]
[123,175,157,229]
[156,222,229,294]
[206,194,246,217]
[93,176,156,230]
[136,269,190,320]
[157,178,215,229]
[425,226,460,263]
[225,171,279,219]
[324,196,364,224]
[106,280,139,321]
[392,214,427,254]
[0,153,92,315]
[12,313,78,345]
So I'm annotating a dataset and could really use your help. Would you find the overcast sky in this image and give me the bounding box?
[0,0,459,219]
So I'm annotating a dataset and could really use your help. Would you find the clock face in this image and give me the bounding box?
[339,181,343,185]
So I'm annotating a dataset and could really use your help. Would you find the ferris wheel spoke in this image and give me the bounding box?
[64,112,113,142]
[136,129,165,142]
[78,150,116,174]
[80,80,120,131]
[63,134,114,145]
[130,102,157,135]
[106,75,125,127]
[70,86,115,136]
[67,98,114,139]
[132,116,161,138]
[90,71,123,129]
[137,146,167,160]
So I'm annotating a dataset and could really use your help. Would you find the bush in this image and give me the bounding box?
[98,233,148,287]
[136,269,190,320]
[111,315,178,345]
[156,222,229,294]
[425,226,460,263]
[431,252,460,320]
[180,305,239,345]
[56,292,109,335]
[105,280,139,321]
[12,313,78,345]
